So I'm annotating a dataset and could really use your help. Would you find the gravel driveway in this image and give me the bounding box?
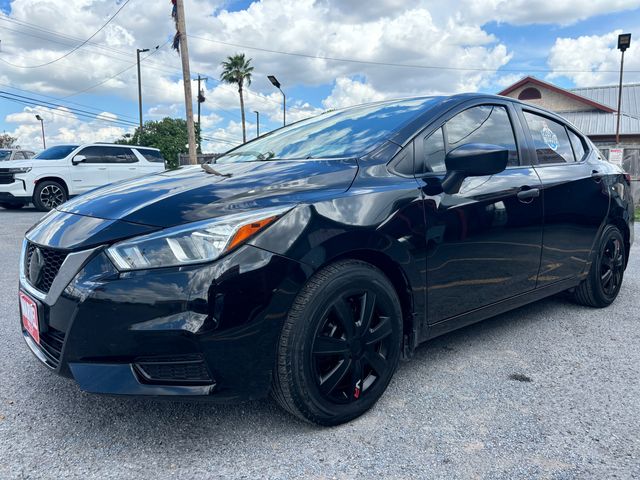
[0,208,638,479]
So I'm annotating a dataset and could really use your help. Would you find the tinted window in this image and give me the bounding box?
[78,146,137,164]
[446,105,519,168]
[137,149,165,163]
[0,150,10,161]
[420,127,446,174]
[33,145,78,160]
[567,130,586,161]
[14,152,27,160]
[217,97,440,162]
[523,112,574,164]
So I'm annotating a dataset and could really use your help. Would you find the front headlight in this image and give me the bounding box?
[106,206,292,271]
[6,167,32,174]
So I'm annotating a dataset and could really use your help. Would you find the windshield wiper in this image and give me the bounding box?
[201,163,232,177]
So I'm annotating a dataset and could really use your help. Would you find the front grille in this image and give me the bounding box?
[39,328,66,368]
[0,172,15,184]
[134,355,213,385]
[25,242,69,293]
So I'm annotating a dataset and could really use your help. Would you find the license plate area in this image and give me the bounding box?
[20,291,40,344]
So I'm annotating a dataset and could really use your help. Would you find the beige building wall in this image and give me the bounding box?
[503,84,596,112]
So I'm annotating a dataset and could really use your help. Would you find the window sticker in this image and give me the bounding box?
[541,122,559,151]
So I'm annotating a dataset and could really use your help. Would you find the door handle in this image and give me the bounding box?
[517,187,540,203]
[98,167,107,170]
[591,170,605,182]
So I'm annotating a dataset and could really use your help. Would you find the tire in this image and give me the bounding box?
[272,260,403,425]
[574,225,626,308]
[0,202,24,210]
[33,180,67,212]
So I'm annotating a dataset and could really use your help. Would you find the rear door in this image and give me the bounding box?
[518,108,610,285]
[418,101,544,324]
[102,147,140,183]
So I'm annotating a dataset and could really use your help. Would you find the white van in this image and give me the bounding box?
[0,143,165,211]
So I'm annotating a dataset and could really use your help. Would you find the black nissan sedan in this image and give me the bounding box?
[19,94,633,425]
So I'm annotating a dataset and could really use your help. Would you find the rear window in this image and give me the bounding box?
[523,112,574,164]
[137,149,165,163]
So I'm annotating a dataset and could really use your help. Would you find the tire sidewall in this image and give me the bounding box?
[33,181,67,212]
[591,225,625,305]
[287,263,403,424]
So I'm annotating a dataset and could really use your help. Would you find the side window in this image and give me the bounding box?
[445,105,519,168]
[14,152,26,160]
[390,143,414,176]
[25,152,35,158]
[567,130,586,161]
[79,146,137,164]
[419,127,446,174]
[137,149,165,163]
[523,112,574,164]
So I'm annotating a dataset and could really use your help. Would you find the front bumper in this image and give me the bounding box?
[19,240,310,401]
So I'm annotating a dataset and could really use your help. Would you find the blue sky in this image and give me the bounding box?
[1,0,639,151]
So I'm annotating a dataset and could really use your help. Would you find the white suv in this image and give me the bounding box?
[0,143,165,211]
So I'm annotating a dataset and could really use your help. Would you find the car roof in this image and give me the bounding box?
[86,143,160,151]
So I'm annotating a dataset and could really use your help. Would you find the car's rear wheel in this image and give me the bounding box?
[272,260,403,425]
[0,202,24,210]
[33,180,67,211]
[574,224,626,308]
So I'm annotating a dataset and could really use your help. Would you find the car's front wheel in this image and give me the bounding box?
[33,180,67,211]
[272,260,403,425]
[574,224,626,308]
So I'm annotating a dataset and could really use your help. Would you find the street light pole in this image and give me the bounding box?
[196,75,207,153]
[136,48,150,139]
[254,110,260,137]
[616,33,631,145]
[35,114,45,149]
[267,75,286,126]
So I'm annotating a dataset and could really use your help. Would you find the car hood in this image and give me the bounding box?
[58,159,359,227]
[0,160,32,169]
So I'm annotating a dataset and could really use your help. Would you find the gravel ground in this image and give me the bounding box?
[0,208,638,479]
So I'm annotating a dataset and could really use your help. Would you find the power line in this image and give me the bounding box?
[188,34,640,74]
[0,91,139,128]
[0,0,131,69]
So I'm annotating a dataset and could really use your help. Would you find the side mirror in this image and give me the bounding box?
[72,155,86,165]
[441,143,509,194]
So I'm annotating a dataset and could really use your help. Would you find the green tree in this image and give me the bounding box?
[220,53,254,143]
[117,117,200,169]
[0,133,19,148]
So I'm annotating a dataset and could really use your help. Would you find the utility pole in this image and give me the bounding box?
[254,111,260,137]
[175,0,197,165]
[136,48,149,139]
[616,33,632,145]
[196,74,207,152]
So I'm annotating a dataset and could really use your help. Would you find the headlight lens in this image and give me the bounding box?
[106,206,292,271]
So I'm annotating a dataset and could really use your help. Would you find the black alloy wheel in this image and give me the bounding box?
[311,290,394,404]
[272,260,402,425]
[33,181,67,212]
[574,225,626,308]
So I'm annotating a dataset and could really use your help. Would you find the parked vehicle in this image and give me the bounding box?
[19,94,634,425]
[0,148,36,161]
[0,143,165,211]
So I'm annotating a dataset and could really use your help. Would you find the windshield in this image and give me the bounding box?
[217,97,439,163]
[33,145,78,160]
[0,150,11,161]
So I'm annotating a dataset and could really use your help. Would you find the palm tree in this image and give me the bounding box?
[220,53,254,143]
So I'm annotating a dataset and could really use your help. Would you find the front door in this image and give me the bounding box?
[416,102,544,324]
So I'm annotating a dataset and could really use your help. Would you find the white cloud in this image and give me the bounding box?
[1,0,639,151]
[547,30,640,86]
[4,105,130,150]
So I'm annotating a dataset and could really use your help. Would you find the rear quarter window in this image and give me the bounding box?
[523,112,575,164]
[137,149,165,163]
